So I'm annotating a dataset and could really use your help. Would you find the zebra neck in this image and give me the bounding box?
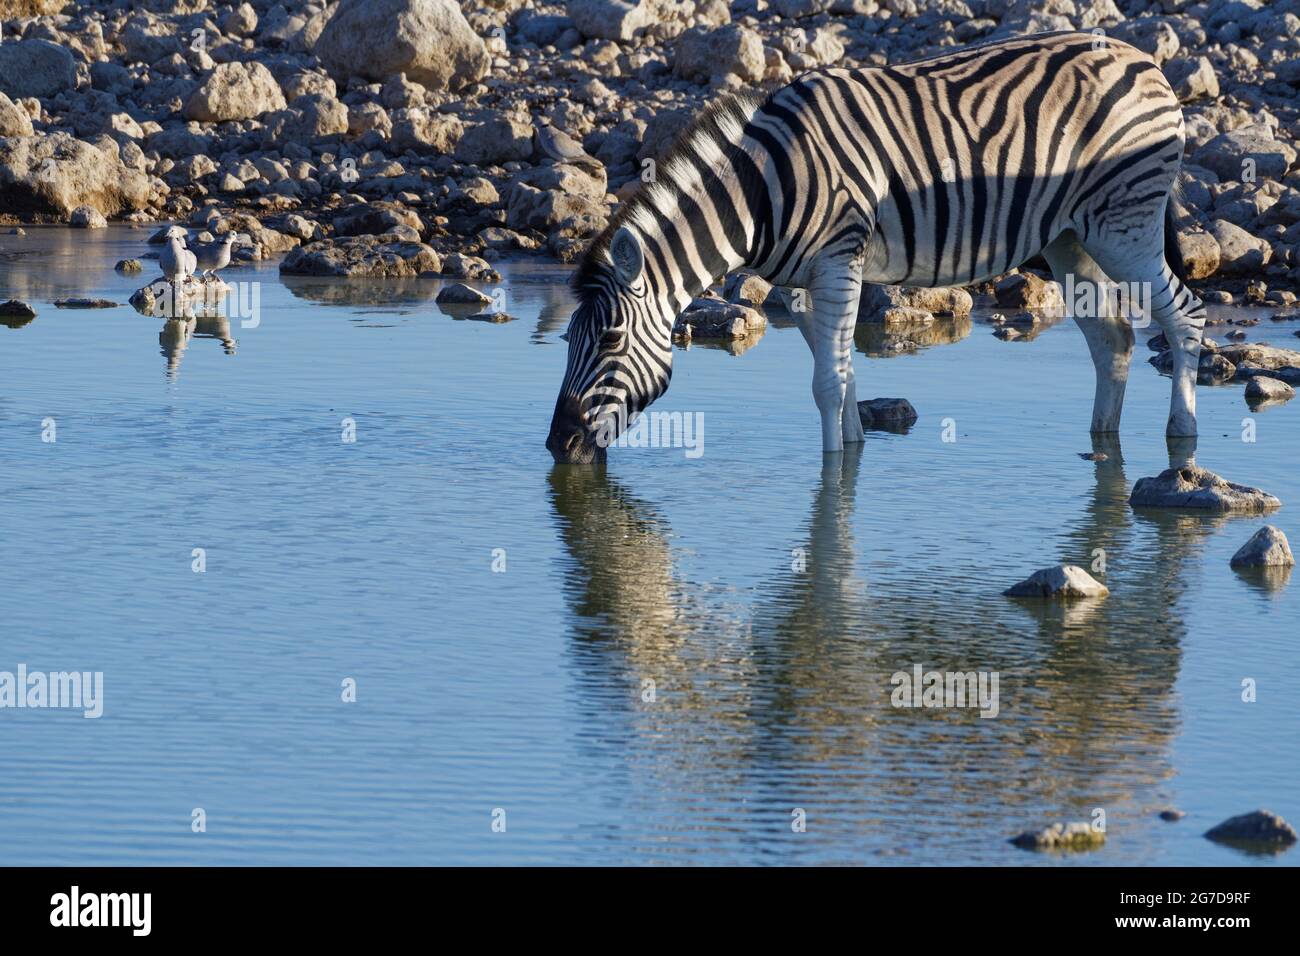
[643,220,749,315]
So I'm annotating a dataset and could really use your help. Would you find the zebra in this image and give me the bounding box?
[546,31,1206,464]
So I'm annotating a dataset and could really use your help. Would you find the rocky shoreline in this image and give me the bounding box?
[0,0,1298,303]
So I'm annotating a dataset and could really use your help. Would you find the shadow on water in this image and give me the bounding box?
[545,435,1220,859]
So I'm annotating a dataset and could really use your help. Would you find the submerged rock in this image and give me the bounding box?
[857,397,918,431]
[54,298,117,309]
[1010,822,1105,851]
[859,285,972,321]
[1230,526,1295,568]
[673,300,766,340]
[1204,810,1297,850]
[1130,466,1280,514]
[1004,565,1109,599]
[1159,809,1187,822]
[0,299,37,319]
[115,258,144,274]
[1245,376,1295,405]
[435,282,492,306]
[280,237,442,278]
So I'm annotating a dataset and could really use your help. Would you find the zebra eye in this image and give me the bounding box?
[600,329,625,351]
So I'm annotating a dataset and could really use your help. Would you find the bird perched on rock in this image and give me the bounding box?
[189,234,240,279]
[533,120,602,171]
[160,235,196,283]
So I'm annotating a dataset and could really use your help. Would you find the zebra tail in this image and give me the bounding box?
[1164,185,1190,286]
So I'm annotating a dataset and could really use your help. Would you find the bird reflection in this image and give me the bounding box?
[159,313,237,381]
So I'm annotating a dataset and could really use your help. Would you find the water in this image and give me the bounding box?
[1,225,1296,866]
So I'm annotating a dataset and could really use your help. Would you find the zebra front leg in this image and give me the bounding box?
[805,259,866,453]
[1043,232,1133,433]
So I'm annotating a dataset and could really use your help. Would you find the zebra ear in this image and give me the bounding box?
[609,227,644,284]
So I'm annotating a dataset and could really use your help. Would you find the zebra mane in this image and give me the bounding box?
[571,90,768,304]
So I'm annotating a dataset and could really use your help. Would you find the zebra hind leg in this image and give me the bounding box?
[1088,243,1205,438]
[1042,231,1134,434]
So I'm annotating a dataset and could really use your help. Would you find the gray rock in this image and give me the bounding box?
[1004,565,1109,599]
[1010,822,1106,851]
[673,300,766,339]
[1210,220,1270,275]
[1130,465,1280,513]
[674,25,765,85]
[184,62,287,123]
[456,115,536,166]
[1192,127,1297,184]
[279,236,442,278]
[0,92,34,138]
[857,397,918,431]
[0,40,76,99]
[1230,526,1295,568]
[1164,56,1219,102]
[0,133,151,220]
[54,298,117,309]
[436,283,492,306]
[70,205,108,229]
[316,0,490,92]
[1205,810,1297,849]
[1245,375,1295,404]
[860,285,973,320]
[994,272,1063,312]
[390,108,463,154]
[567,0,657,41]
[1174,231,1220,279]
[0,300,37,319]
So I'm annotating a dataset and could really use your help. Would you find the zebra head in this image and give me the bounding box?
[547,227,672,464]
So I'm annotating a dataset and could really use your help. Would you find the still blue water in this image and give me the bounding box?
[0,226,1296,865]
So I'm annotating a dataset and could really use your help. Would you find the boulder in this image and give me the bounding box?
[455,115,534,166]
[390,108,463,154]
[1209,220,1270,275]
[1164,56,1219,102]
[1111,17,1179,65]
[263,94,349,142]
[567,0,657,41]
[1204,810,1297,849]
[0,132,151,220]
[436,283,492,306]
[1192,127,1297,184]
[994,272,1063,312]
[0,40,76,100]
[0,92,34,138]
[673,25,765,84]
[1174,230,1220,279]
[184,62,287,122]
[1003,565,1109,599]
[70,205,107,229]
[673,299,766,339]
[315,0,490,92]
[857,397,918,431]
[1229,526,1295,568]
[860,285,973,320]
[1130,465,1280,513]
[279,236,442,277]
[1245,375,1294,404]
[1009,822,1105,851]
[723,272,773,308]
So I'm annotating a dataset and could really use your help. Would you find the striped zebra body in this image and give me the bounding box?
[547,31,1206,464]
